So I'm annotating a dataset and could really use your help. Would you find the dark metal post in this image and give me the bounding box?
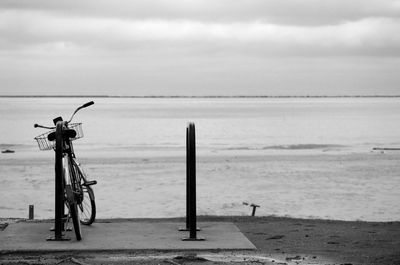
[186,126,190,229]
[182,122,204,241]
[251,204,260,216]
[47,121,70,241]
[29,205,34,220]
[179,126,191,232]
[54,122,64,239]
[188,123,196,238]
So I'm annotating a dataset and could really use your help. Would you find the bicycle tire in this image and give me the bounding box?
[72,161,96,225]
[79,186,96,225]
[65,161,83,241]
[69,200,82,241]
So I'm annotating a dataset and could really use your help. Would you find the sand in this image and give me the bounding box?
[1,150,400,264]
[1,151,400,221]
[234,216,400,265]
[1,216,400,265]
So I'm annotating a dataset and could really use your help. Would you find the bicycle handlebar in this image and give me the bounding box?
[34,124,55,129]
[82,101,94,108]
[34,101,94,129]
[67,101,95,123]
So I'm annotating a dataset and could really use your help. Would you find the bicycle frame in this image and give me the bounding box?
[35,101,94,241]
[64,136,84,206]
[50,121,82,241]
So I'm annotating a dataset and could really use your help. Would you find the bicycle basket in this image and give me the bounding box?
[70,123,84,140]
[34,123,84,151]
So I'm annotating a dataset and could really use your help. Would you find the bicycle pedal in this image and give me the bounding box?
[85,180,97,186]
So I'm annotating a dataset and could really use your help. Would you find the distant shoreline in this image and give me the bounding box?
[1,95,400,98]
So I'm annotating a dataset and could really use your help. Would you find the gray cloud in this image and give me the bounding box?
[1,0,400,25]
[1,0,400,96]
[1,9,400,57]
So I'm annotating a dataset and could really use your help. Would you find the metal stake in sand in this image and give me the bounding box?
[182,122,204,241]
[251,204,260,216]
[28,205,34,220]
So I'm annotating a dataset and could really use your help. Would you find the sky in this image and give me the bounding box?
[1,0,400,96]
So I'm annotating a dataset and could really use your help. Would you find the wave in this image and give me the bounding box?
[264,144,345,150]
[226,144,345,151]
[0,144,14,149]
[0,143,33,149]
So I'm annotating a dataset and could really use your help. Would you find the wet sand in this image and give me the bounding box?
[1,216,400,265]
[233,216,400,265]
[1,151,400,221]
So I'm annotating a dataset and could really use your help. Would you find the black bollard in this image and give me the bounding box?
[179,126,191,232]
[186,125,190,229]
[29,205,34,220]
[182,122,204,241]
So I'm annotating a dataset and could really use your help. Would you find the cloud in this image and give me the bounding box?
[1,9,400,57]
[1,0,400,96]
[1,0,400,24]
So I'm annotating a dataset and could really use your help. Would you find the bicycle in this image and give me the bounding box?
[34,101,96,241]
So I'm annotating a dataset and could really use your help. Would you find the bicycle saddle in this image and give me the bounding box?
[47,129,77,141]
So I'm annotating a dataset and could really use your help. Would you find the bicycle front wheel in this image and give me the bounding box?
[72,161,96,225]
[69,200,82,241]
[65,182,82,241]
[79,186,96,225]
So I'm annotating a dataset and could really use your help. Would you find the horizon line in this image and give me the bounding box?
[1,95,400,98]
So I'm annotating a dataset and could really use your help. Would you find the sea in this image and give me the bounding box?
[1,97,400,221]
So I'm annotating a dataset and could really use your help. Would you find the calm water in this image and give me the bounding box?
[1,97,400,154]
[1,97,400,221]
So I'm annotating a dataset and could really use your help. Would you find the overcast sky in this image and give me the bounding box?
[1,0,400,96]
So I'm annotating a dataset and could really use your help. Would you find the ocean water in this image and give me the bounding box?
[2,97,400,154]
[1,97,400,221]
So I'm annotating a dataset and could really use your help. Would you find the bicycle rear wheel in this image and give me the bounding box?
[79,186,96,225]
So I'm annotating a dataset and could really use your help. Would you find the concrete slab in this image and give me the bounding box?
[0,221,256,252]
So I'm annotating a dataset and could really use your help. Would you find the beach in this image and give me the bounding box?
[2,0,400,262]
[1,150,400,221]
[1,97,400,264]
[1,216,400,265]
